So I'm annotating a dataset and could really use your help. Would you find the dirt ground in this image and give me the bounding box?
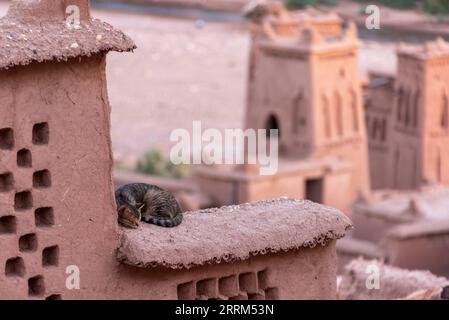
[97,9,250,167]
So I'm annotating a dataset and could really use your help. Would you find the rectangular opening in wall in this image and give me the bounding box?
[196,278,218,299]
[305,178,323,204]
[14,191,33,211]
[17,149,32,168]
[33,170,51,188]
[35,207,54,227]
[0,215,17,234]
[32,122,49,145]
[0,172,14,192]
[219,275,239,297]
[0,128,14,150]
[42,245,59,267]
[28,275,45,297]
[19,233,38,252]
[239,272,258,294]
[177,281,196,300]
[5,257,25,277]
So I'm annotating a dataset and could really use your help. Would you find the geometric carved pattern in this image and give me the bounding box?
[0,123,62,299]
[177,269,279,300]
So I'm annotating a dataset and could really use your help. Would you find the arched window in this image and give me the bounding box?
[265,114,280,139]
[335,92,343,136]
[441,93,448,129]
[381,118,387,141]
[351,90,359,132]
[371,119,378,140]
[437,148,442,183]
[396,88,404,123]
[413,90,420,128]
[322,96,331,138]
[404,90,412,127]
[293,92,304,134]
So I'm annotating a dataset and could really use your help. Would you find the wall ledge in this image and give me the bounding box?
[386,219,449,240]
[117,198,352,269]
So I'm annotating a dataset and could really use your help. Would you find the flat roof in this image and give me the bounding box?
[117,198,352,269]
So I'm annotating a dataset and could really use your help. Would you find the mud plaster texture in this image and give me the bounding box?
[113,242,339,300]
[0,0,135,300]
[0,54,119,299]
[0,0,135,70]
[118,198,353,269]
[339,259,449,300]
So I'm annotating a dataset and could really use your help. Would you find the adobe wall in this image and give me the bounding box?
[384,225,449,278]
[364,77,395,189]
[110,242,338,300]
[422,55,449,186]
[310,45,371,205]
[0,55,119,299]
[351,209,405,243]
[245,42,312,157]
[389,54,424,189]
[195,161,354,214]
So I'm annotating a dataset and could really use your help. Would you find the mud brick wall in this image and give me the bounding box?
[0,55,118,299]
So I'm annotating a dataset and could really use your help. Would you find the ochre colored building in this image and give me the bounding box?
[197,14,370,216]
[366,39,449,190]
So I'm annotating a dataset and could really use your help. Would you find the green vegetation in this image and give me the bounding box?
[286,0,337,9]
[136,147,190,179]
[424,0,449,14]
[379,0,417,9]
[286,0,449,14]
[355,0,449,14]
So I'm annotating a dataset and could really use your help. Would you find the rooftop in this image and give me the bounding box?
[0,0,136,70]
[354,186,449,223]
[117,198,352,269]
[397,37,449,60]
[387,219,449,240]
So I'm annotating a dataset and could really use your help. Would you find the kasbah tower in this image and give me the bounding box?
[390,41,449,189]
[196,13,370,216]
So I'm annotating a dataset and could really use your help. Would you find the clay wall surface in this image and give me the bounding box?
[111,243,338,300]
[389,55,424,189]
[0,55,119,299]
[351,210,405,243]
[384,222,449,278]
[364,77,395,189]
[245,43,312,157]
[423,56,449,186]
[310,44,370,205]
[195,161,354,214]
